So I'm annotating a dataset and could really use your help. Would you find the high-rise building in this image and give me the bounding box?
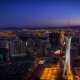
[0,38,9,61]
[9,40,26,57]
[49,32,60,48]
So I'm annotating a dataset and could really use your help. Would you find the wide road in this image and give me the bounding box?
[40,63,60,80]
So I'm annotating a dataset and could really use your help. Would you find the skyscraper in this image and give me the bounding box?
[49,32,60,48]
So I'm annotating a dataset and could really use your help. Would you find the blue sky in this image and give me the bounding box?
[0,0,80,27]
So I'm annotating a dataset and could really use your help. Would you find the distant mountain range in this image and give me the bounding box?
[0,26,80,30]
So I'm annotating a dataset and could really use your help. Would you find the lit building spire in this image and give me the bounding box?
[63,18,74,80]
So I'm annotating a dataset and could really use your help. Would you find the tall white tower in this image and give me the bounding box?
[63,19,74,79]
[63,36,72,76]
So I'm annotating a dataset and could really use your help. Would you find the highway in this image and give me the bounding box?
[40,63,60,80]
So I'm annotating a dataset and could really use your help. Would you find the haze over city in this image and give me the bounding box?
[0,0,80,27]
[0,0,80,80]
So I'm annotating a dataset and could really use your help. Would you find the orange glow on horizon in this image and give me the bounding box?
[32,20,80,27]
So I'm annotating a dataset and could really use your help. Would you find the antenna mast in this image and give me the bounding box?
[68,18,70,31]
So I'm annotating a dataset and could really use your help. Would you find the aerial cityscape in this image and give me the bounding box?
[0,0,80,80]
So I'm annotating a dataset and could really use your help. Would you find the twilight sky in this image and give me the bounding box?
[0,0,80,27]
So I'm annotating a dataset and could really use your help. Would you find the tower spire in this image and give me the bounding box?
[68,17,70,31]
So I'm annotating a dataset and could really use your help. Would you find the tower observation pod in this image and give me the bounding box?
[63,30,74,80]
